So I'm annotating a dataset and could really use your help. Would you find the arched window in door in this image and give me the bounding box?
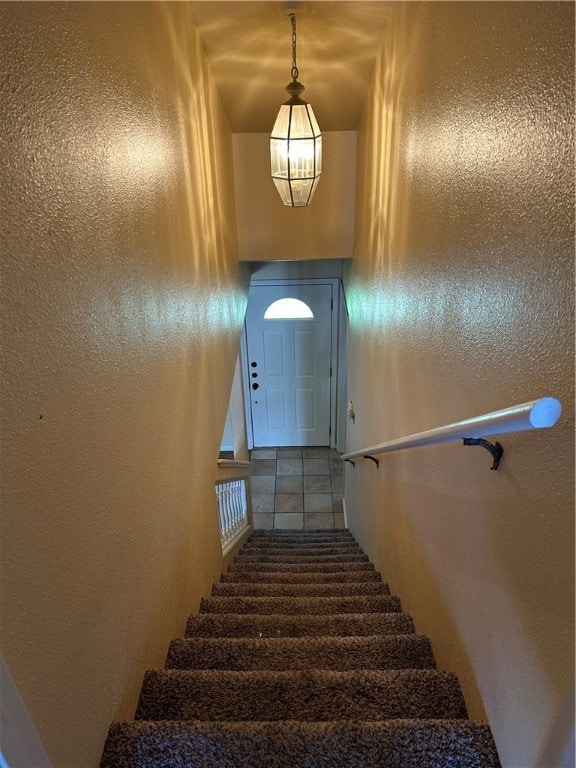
[263,298,314,320]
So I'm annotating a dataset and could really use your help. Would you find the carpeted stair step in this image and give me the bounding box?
[250,529,353,539]
[185,611,416,638]
[233,552,370,563]
[102,719,501,768]
[240,545,364,556]
[242,540,361,550]
[227,559,376,573]
[200,594,401,615]
[135,669,467,722]
[220,568,383,583]
[166,634,435,671]
[101,528,502,767]
[211,580,390,598]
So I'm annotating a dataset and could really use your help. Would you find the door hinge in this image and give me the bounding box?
[331,299,333,311]
[330,366,332,377]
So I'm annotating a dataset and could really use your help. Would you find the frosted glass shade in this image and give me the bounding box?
[270,100,322,207]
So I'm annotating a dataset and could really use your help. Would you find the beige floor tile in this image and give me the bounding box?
[304,493,333,513]
[252,494,275,514]
[330,475,344,493]
[277,448,303,458]
[277,458,303,475]
[276,475,303,493]
[304,512,335,529]
[274,512,304,529]
[275,493,304,513]
[303,458,330,475]
[304,474,332,493]
[334,512,345,528]
[332,496,344,514]
[251,475,276,494]
[302,448,334,458]
[253,513,274,529]
[251,449,277,459]
[251,459,277,476]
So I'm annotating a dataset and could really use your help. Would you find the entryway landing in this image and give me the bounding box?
[250,447,344,530]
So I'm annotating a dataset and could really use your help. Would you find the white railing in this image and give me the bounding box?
[215,477,251,555]
[342,396,562,463]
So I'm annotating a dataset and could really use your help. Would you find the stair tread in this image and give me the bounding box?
[102,529,501,767]
[240,546,364,556]
[234,553,369,563]
[186,612,416,637]
[136,668,467,722]
[166,634,435,671]
[243,541,361,549]
[211,581,390,597]
[251,529,352,536]
[220,569,382,583]
[103,719,501,768]
[200,594,401,615]
[228,560,376,573]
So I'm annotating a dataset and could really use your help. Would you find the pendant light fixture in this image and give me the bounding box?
[270,12,322,207]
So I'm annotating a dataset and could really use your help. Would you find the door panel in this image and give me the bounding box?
[263,332,284,376]
[245,283,333,447]
[296,388,314,429]
[266,389,286,430]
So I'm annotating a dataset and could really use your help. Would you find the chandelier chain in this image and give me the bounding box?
[290,13,299,81]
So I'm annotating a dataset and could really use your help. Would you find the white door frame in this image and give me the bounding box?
[242,278,342,450]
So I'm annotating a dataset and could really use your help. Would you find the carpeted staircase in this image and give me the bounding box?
[101,529,501,767]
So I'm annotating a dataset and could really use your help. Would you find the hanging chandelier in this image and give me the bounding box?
[270,12,322,207]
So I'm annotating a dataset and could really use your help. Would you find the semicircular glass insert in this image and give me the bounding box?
[263,298,314,320]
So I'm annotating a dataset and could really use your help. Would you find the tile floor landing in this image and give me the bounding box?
[250,447,344,530]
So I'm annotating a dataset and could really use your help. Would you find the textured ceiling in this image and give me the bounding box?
[188,1,391,132]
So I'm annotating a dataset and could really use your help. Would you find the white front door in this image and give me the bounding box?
[245,283,333,447]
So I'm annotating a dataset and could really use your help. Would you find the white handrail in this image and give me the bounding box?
[341,397,562,461]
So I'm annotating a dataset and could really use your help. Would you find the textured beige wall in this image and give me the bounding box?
[0,3,249,766]
[233,132,356,261]
[344,3,574,767]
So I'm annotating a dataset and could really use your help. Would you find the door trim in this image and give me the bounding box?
[242,278,341,450]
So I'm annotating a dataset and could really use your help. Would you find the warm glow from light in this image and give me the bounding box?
[270,102,322,207]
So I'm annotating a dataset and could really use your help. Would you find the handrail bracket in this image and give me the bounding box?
[463,438,504,471]
[344,458,356,467]
[363,455,380,468]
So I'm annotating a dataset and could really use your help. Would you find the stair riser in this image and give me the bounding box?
[166,635,435,671]
[220,570,382,584]
[251,529,352,537]
[244,541,361,549]
[102,720,501,768]
[235,554,369,563]
[200,595,401,615]
[236,547,365,563]
[211,582,390,598]
[136,669,467,722]
[228,561,376,573]
[185,613,416,638]
[243,541,360,550]
[102,529,502,768]
[249,537,355,544]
